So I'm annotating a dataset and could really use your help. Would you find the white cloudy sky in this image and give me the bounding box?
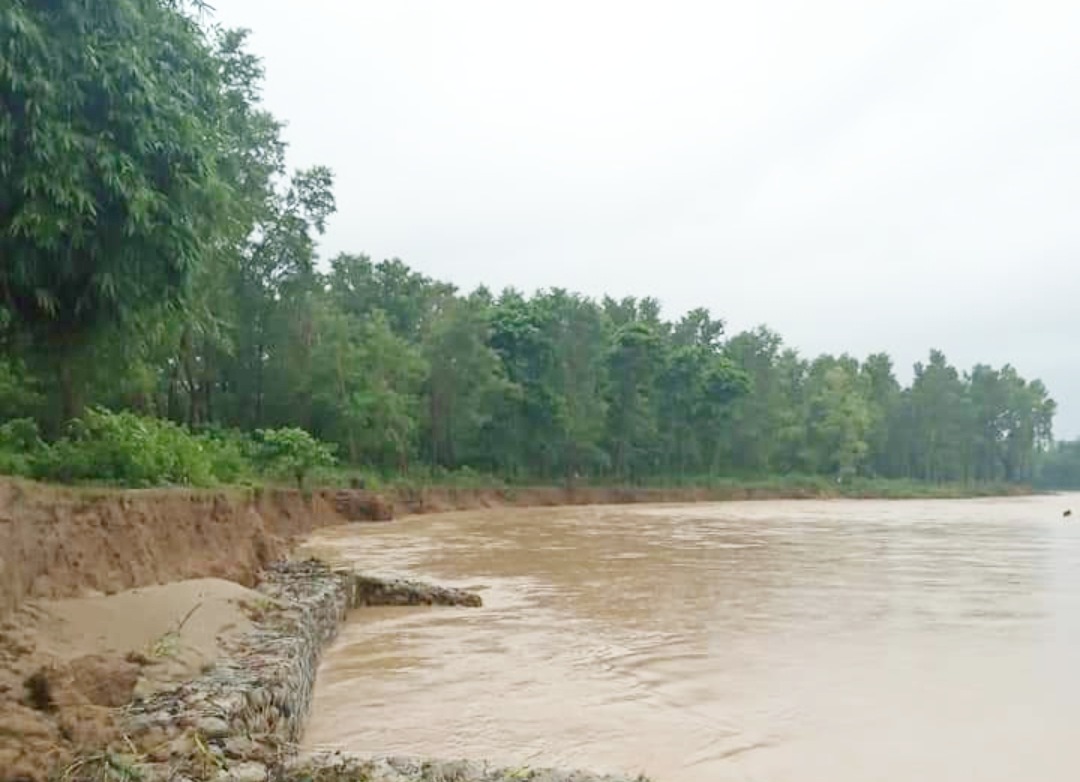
[211,0,1080,436]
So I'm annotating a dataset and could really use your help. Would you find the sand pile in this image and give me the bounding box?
[0,578,262,781]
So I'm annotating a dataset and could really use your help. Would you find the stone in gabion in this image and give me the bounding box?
[110,561,483,782]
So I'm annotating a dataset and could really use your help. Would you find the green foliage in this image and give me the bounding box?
[0,0,239,421]
[0,417,43,475]
[1035,440,1080,489]
[253,427,337,489]
[424,295,517,470]
[307,304,426,469]
[0,409,345,489]
[0,356,42,418]
[31,408,219,486]
[0,0,1059,492]
[197,427,257,485]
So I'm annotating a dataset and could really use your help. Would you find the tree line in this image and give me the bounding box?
[0,0,1062,487]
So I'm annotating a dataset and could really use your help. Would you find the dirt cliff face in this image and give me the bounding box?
[0,479,358,781]
[0,479,349,621]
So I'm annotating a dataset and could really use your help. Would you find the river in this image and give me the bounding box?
[302,495,1080,781]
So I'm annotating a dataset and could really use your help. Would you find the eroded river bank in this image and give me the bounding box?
[3,483,1077,781]
[304,495,1080,782]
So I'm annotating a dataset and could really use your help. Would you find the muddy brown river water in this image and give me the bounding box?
[303,495,1080,781]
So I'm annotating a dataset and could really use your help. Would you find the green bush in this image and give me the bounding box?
[0,417,44,477]
[0,409,343,489]
[253,427,337,489]
[195,427,256,484]
[0,359,43,420]
[29,408,218,486]
[0,417,44,451]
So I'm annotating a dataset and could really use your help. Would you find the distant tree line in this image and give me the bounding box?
[0,0,1061,486]
[1035,441,1080,489]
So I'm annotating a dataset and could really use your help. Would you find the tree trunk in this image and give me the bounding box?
[167,363,180,422]
[180,327,198,427]
[254,342,265,428]
[204,378,214,423]
[49,332,85,430]
[348,429,359,463]
[57,355,81,424]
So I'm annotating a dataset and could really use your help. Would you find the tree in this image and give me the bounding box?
[487,290,560,477]
[804,359,870,480]
[605,321,663,480]
[227,166,336,428]
[907,351,973,482]
[721,327,787,474]
[424,296,515,469]
[861,353,900,477]
[1,0,232,421]
[996,369,1055,482]
[1036,439,1080,489]
[327,255,454,341]
[309,307,426,468]
[656,309,748,476]
[162,26,290,429]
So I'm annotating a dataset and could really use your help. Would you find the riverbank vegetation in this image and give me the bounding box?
[1034,442,1080,490]
[0,0,1063,493]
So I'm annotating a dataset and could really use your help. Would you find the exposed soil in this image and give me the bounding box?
[0,477,935,618]
[0,478,353,621]
[389,484,884,515]
[385,485,778,516]
[0,477,1028,623]
[385,481,1035,517]
[0,578,263,781]
[0,478,356,781]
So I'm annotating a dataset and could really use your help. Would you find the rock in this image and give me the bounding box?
[126,712,165,733]
[351,574,483,607]
[286,755,654,782]
[114,562,492,782]
[138,726,171,760]
[167,733,196,757]
[210,692,246,715]
[196,715,230,738]
[223,734,258,759]
[216,761,268,782]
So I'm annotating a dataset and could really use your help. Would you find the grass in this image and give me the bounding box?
[308,464,1033,499]
[62,751,144,782]
[353,472,1033,501]
[0,462,1034,503]
[144,602,201,660]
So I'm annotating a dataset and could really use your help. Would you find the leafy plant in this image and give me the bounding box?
[254,427,337,489]
[31,408,219,486]
[195,427,256,484]
[0,417,44,476]
[1,0,233,420]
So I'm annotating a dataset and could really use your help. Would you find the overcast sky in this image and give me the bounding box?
[211,0,1080,437]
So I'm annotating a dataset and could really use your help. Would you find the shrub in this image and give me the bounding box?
[195,427,256,485]
[0,409,339,489]
[0,417,44,451]
[0,417,44,477]
[253,427,337,489]
[31,408,218,486]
